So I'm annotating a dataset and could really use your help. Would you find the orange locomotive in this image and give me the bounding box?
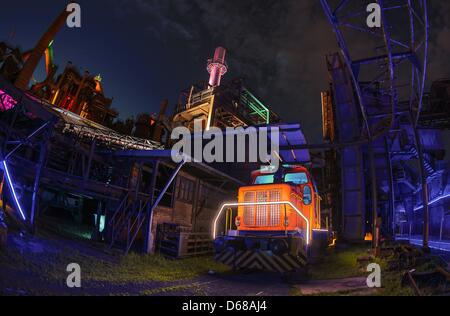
[213,165,325,273]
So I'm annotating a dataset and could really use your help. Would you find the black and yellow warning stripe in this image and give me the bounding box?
[215,249,307,273]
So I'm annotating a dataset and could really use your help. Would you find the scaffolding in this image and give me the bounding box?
[320,0,437,249]
[0,75,243,253]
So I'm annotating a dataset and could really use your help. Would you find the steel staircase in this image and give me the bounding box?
[106,191,151,253]
[408,146,435,177]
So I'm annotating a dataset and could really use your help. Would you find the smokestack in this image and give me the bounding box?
[207,47,228,87]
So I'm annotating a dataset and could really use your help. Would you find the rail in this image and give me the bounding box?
[61,122,163,151]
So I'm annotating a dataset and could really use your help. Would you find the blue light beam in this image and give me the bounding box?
[1,160,26,221]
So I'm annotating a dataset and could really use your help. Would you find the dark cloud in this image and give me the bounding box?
[115,0,448,143]
[428,1,450,80]
[116,0,337,142]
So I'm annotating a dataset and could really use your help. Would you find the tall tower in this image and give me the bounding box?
[15,3,73,90]
[207,47,228,87]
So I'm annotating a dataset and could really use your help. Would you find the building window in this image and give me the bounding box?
[198,184,226,209]
[155,164,176,208]
[176,176,195,203]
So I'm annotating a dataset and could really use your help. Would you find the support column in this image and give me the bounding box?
[83,140,95,184]
[30,123,53,231]
[142,160,185,254]
[384,137,395,237]
[191,179,201,232]
[368,142,378,250]
[144,160,159,254]
[413,125,429,251]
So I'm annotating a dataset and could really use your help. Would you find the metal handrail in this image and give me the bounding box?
[107,191,131,227]
[212,201,310,245]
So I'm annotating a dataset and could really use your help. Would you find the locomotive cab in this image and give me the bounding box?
[236,165,321,238]
[213,165,325,273]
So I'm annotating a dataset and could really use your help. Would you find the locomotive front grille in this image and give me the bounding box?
[256,191,268,226]
[243,190,281,227]
[244,191,255,226]
[269,190,281,226]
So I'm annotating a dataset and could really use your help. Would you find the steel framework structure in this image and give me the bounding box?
[321,0,428,136]
[320,0,431,247]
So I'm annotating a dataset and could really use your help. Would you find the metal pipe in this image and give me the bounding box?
[207,47,228,87]
[225,208,229,235]
[414,0,429,127]
[149,161,185,215]
[5,121,51,160]
[144,160,184,253]
[284,204,288,237]
[411,117,430,250]
[385,137,396,237]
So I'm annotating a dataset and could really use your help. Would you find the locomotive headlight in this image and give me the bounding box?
[235,216,241,227]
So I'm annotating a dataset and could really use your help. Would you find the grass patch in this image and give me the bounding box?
[0,235,230,285]
[81,253,229,283]
[296,244,423,296]
[307,245,368,280]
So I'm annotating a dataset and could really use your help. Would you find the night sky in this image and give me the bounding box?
[1,0,449,144]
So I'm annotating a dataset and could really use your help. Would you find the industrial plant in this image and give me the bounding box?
[0,0,449,298]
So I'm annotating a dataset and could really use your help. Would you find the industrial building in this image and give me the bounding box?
[0,0,449,264]
[0,12,283,257]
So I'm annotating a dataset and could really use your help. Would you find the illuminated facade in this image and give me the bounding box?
[32,63,118,126]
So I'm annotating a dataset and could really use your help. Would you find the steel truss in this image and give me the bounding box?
[321,0,428,137]
[321,0,431,247]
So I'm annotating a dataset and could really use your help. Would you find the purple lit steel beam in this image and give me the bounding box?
[5,121,51,160]
[1,160,26,221]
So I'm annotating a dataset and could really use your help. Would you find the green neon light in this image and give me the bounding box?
[47,41,54,66]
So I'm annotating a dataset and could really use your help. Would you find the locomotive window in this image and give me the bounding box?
[254,174,274,184]
[284,172,308,185]
[303,185,312,205]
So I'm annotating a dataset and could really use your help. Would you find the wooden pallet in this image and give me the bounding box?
[156,223,212,258]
